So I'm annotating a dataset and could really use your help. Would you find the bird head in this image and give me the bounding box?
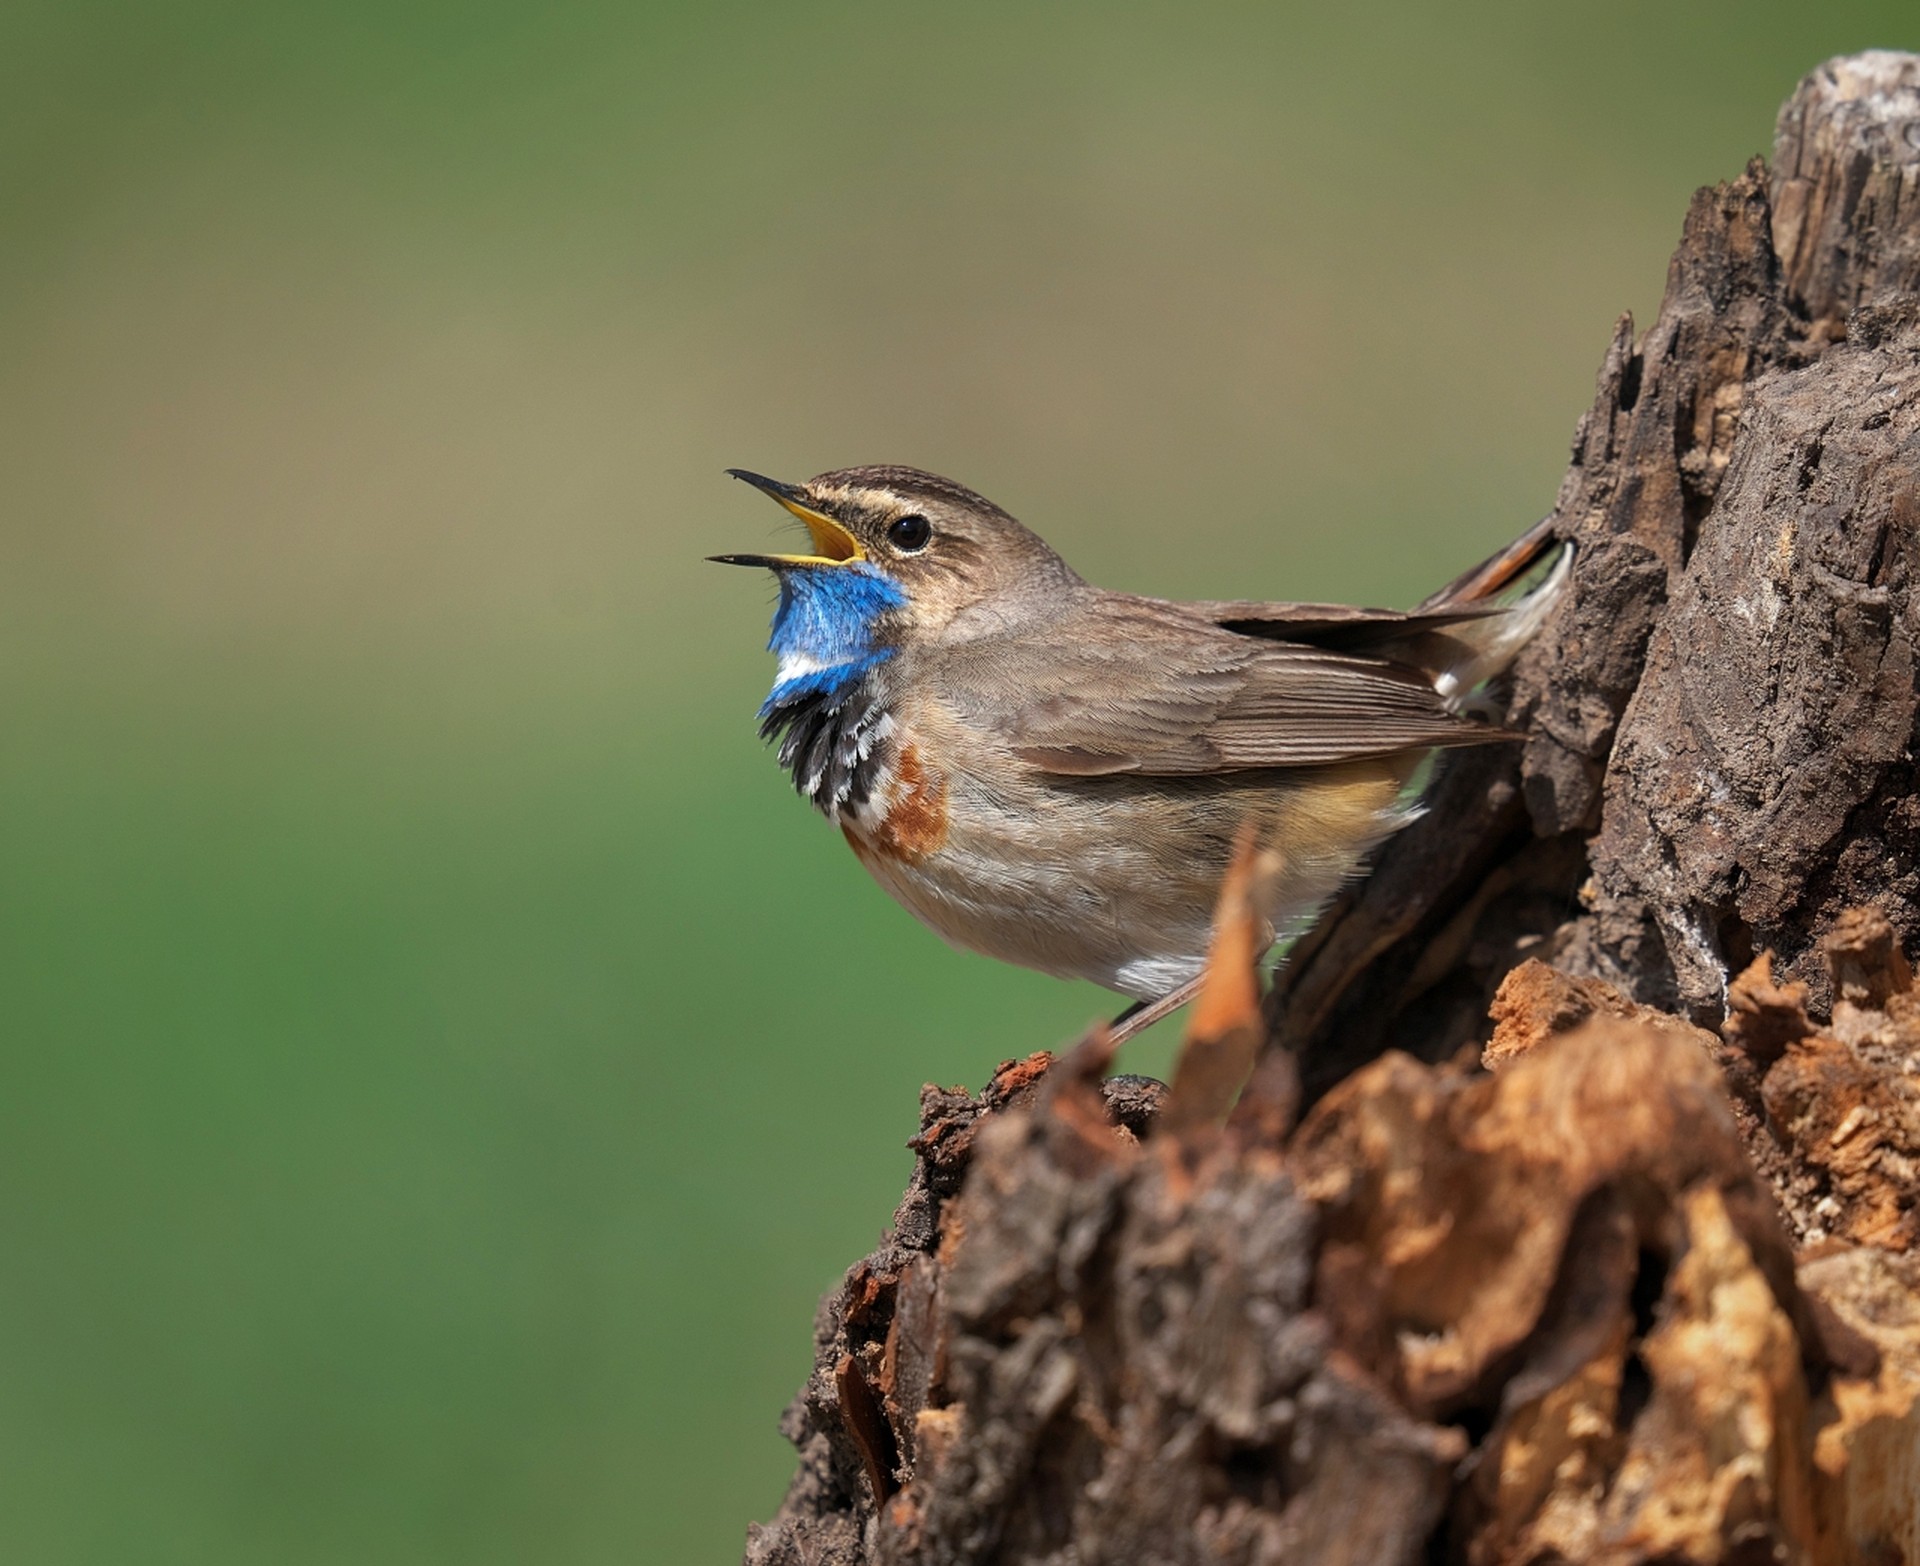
[712,466,1082,698]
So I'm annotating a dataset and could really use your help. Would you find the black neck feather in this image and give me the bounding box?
[758,673,891,816]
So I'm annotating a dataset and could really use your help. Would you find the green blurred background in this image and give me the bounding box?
[0,3,1910,1560]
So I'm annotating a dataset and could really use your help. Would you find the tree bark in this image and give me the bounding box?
[1275,52,1920,1092]
[745,53,1920,1566]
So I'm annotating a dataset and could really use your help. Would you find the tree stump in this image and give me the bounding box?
[745,53,1920,1566]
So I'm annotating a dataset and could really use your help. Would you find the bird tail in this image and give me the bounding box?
[1416,515,1572,708]
[1416,512,1562,612]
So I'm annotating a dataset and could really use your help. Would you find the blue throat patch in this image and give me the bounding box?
[759,563,908,714]
[755,563,909,814]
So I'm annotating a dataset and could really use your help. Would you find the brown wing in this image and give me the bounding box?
[932,593,1513,778]
[1181,598,1501,655]
[1179,513,1562,649]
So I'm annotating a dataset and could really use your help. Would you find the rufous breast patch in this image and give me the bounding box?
[852,742,949,863]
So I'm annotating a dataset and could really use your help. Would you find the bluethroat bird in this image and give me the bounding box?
[713,467,1568,1040]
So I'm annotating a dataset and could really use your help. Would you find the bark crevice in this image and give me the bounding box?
[744,53,1920,1566]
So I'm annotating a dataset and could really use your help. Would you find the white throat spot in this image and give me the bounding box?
[775,650,833,685]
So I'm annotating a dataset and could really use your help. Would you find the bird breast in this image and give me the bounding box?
[839,732,951,861]
[838,706,1422,1000]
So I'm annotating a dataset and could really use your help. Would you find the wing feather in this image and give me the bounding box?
[933,593,1510,777]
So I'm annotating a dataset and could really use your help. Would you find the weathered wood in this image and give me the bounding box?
[744,54,1920,1566]
[1275,50,1920,1088]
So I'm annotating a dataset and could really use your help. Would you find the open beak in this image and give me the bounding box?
[709,469,866,568]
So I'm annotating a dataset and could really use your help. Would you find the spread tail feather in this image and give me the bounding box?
[1417,512,1562,612]
[1426,526,1572,706]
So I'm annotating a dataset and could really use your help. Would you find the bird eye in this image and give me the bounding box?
[886,513,932,553]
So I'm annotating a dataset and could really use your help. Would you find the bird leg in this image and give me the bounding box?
[1106,976,1205,1048]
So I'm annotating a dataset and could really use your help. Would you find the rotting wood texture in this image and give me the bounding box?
[1277,50,1920,1095]
[745,53,1920,1566]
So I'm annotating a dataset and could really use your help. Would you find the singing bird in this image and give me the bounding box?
[713,467,1567,1037]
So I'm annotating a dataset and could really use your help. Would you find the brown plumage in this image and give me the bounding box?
[714,466,1568,1033]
